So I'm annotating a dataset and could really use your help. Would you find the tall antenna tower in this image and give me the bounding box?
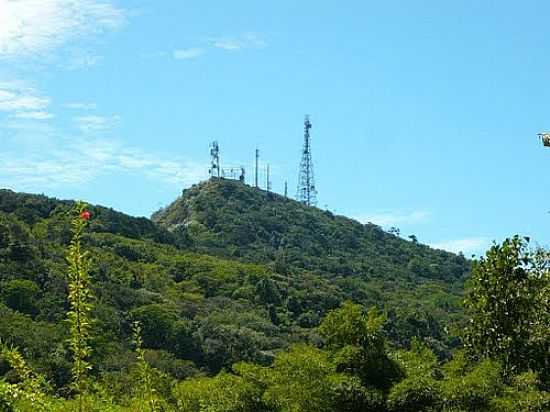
[296,115,317,206]
[209,141,220,178]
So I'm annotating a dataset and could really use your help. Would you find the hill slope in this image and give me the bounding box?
[153,179,469,283]
[153,179,470,351]
[0,183,468,392]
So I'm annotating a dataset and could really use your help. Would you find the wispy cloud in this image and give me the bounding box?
[140,51,169,59]
[0,0,125,59]
[13,111,54,120]
[430,238,490,255]
[2,116,61,150]
[356,210,431,227]
[0,86,49,112]
[66,53,104,70]
[0,136,208,189]
[173,48,205,60]
[64,102,97,110]
[0,81,52,120]
[164,33,266,62]
[211,33,267,51]
[74,115,120,133]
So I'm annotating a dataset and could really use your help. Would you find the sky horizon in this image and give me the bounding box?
[2,0,550,256]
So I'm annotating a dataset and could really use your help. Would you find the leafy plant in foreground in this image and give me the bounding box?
[463,236,549,379]
[132,321,159,412]
[0,343,51,411]
[66,203,93,411]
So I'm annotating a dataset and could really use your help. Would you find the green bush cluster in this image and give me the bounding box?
[3,300,546,411]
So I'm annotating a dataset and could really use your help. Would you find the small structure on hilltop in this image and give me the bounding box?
[208,141,246,183]
[538,132,550,147]
[221,166,245,182]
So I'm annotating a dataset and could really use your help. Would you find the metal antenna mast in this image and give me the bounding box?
[266,164,272,192]
[255,148,260,187]
[296,115,317,206]
[209,141,220,178]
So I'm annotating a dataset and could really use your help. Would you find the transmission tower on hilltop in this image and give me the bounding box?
[209,141,220,178]
[296,115,317,206]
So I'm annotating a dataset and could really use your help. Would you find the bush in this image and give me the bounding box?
[173,372,264,412]
[1,279,40,316]
[441,352,502,411]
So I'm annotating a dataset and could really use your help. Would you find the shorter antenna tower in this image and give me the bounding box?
[266,164,272,192]
[255,148,260,187]
[209,141,220,178]
[296,115,317,206]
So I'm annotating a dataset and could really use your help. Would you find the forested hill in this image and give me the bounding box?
[0,182,469,393]
[0,189,175,244]
[152,179,469,283]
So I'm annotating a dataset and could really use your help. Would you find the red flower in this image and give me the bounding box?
[80,210,91,221]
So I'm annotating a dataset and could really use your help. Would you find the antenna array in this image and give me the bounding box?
[206,115,320,206]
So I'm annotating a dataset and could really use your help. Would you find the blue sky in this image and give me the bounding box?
[1,0,550,255]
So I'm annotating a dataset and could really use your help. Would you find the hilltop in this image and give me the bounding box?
[153,179,468,283]
[0,182,468,391]
[154,179,471,352]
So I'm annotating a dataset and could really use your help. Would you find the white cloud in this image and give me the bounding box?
[213,39,242,51]
[139,50,169,59]
[66,53,104,70]
[173,48,205,60]
[211,33,267,51]
[0,86,50,112]
[1,117,60,150]
[0,81,52,120]
[13,111,54,120]
[64,102,97,110]
[74,115,120,133]
[356,210,431,227]
[166,33,266,62]
[0,0,125,59]
[0,136,208,189]
[430,238,490,255]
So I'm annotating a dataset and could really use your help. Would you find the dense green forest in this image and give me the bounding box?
[0,180,548,411]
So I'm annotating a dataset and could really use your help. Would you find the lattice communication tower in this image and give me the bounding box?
[296,115,317,206]
[209,141,220,178]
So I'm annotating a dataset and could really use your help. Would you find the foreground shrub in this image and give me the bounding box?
[173,372,263,412]
[440,351,502,411]
[387,339,441,412]
[490,371,550,412]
